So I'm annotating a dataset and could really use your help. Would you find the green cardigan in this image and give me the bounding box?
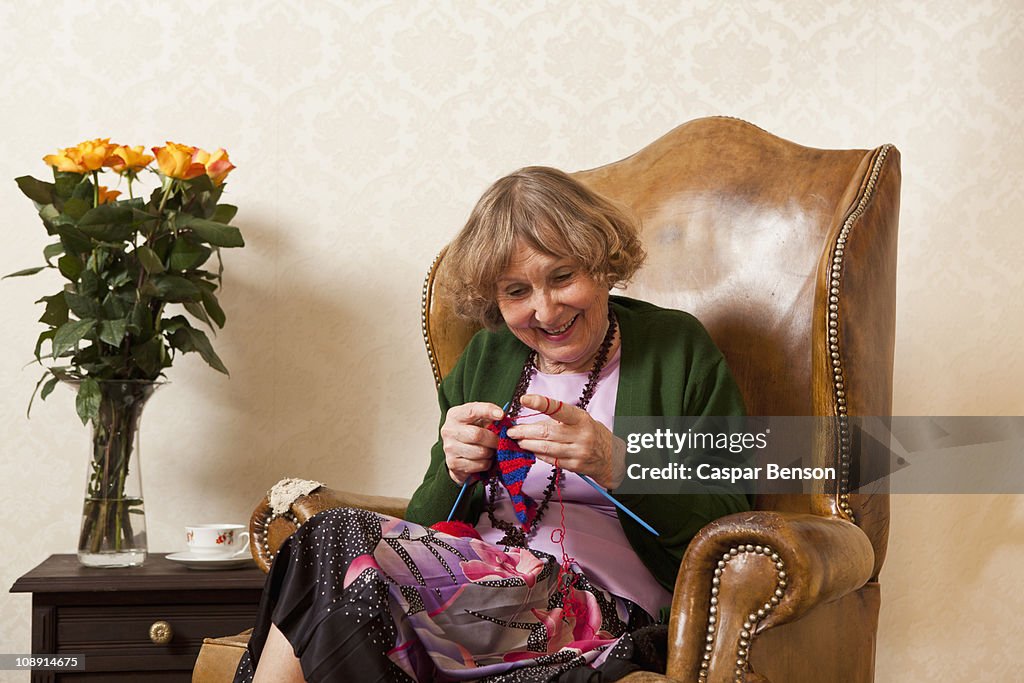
[405,296,751,591]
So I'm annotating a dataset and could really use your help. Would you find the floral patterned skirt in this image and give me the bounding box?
[232,507,660,682]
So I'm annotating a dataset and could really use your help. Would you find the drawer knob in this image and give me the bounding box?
[149,620,173,644]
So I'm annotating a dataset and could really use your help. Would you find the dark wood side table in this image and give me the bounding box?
[10,554,266,682]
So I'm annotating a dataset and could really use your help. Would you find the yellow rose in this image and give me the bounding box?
[152,142,206,180]
[192,147,235,186]
[73,138,114,172]
[106,145,154,175]
[96,186,121,205]
[42,148,88,174]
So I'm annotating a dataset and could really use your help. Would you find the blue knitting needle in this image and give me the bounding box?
[575,473,660,537]
[446,480,472,522]
[446,402,510,522]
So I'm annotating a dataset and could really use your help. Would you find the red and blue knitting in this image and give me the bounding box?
[486,415,537,530]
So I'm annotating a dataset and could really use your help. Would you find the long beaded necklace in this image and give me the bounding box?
[484,306,618,548]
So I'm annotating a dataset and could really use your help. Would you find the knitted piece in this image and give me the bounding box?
[429,521,482,539]
[486,415,537,529]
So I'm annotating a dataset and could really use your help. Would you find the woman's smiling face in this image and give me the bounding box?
[495,241,612,374]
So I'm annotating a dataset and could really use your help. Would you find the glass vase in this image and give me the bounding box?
[76,380,161,568]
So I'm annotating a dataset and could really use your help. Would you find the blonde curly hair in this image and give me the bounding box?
[444,166,647,330]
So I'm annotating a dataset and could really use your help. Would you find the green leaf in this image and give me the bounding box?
[52,318,95,358]
[64,291,102,319]
[212,204,238,224]
[131,336,165,376]
[62,197,91,221]
[131,208,160,235]
[34,329,55,362]
[40,375,59,401]
[135,245,166,274]
[179,216,244,248]
[77,218,137,242]
[109,269,134,290]
[137,280,156,298]
[39,204,60,225]
[184,174,215,193]
[75,377,101,425]
[168,238,211,271]
[43,242,64,265]
[57,254,83,281]
[129,303,155,337]
[99,319,127,346]
[169,323,229,374]
[199,286,226,328]
[79,269,101,297]
[16,176,55,204]
[101,292,131,319]
[184,301,214,331]
[161,314,189,333]
[38,295,70,327]
[85,249,106,274]
[79,201,134,226]
[3,266,46,278]
[54,171,86,200]
[56,225,92,256]
[151,274,201,302]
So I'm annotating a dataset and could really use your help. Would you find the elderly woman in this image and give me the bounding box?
[238,167,749,683]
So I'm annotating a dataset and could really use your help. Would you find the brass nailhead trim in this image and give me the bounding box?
[828,144,892,523]
[421,252,444,387]
[697,545,787,683]
[260,511,300,563]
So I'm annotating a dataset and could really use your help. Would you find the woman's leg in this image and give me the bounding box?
[252,623,304,683]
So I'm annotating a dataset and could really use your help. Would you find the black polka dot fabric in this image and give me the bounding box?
[233,508,656,682]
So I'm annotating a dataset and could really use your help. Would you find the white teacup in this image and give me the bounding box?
[185,524,250,558]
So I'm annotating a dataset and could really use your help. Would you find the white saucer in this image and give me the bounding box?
[166,551,254,570]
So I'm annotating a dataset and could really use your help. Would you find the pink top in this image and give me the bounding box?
[476,349,672,617]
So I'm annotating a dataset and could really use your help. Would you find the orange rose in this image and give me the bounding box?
[73,138,114,172]
[152,142,205,180]
[96,186,121,205]
[106,145,154,175]
[192,147,235,186]
[42,148,88,174]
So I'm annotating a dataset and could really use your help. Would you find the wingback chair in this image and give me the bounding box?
[193,117,900,683]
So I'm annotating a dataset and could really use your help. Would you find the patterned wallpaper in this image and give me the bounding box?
[0,1,1020,679]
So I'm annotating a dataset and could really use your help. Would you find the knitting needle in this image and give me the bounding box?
[447,480,472,522]
[575,473,660,537]
[446,402,509,522]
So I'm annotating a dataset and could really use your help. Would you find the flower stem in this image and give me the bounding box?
[157,176,174,215]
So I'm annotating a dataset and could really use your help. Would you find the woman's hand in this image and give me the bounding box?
[441,402,503,485]
[505,394,627,490]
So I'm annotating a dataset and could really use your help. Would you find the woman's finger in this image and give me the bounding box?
[515,438,573,460]
[449,401,504,426]
[519,394,586,425]
[448,440,493,462]
[505,420,568,443]
[451,423,499,449]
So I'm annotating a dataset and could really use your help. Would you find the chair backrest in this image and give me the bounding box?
[422,117,900,578]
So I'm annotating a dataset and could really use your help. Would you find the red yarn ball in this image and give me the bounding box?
[429,520,482,539]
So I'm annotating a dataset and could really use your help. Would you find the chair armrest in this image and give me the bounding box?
[249,485,409,573]
[666,511,874,682]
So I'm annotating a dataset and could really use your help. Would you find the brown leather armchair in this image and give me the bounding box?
[194,117,900,683]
